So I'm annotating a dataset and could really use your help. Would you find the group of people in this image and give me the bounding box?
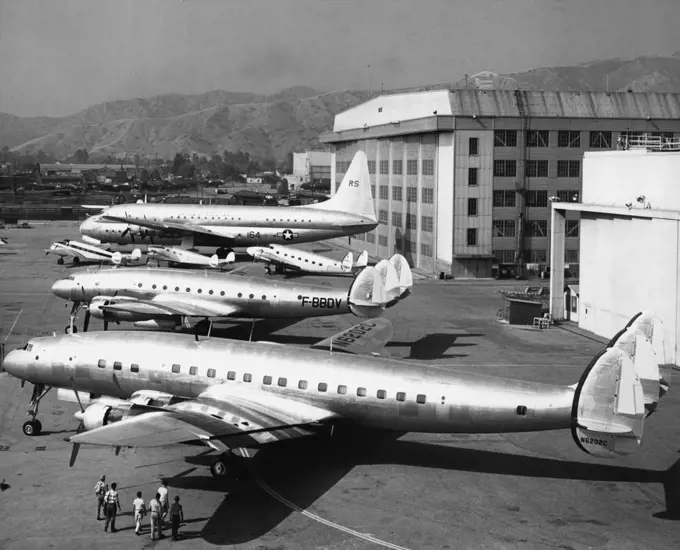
[94,476,185,540]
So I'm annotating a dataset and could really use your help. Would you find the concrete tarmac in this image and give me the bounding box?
[1,222,679,549]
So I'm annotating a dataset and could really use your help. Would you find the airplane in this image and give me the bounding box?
[247,243,369,275]
[147,245,235,269]
[0,312,671,480]
[45,240,143,266]
[78,151,377,257]
[0,236,8,245]
[50,259,413,334]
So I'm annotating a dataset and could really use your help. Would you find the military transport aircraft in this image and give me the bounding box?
[147,245,236,269]
[0,312,671,478]
[78,151,377,257]
[50,259,413,333]
[45,240,144,266]
[247,244,369,275]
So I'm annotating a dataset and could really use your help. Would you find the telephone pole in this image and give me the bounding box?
[365,64,371,94]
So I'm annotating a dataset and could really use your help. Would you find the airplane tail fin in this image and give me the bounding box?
[130,248,142,260]
[571,311,671,459]
[305,151,376,222]
[373,259,401,305]
[388,254,413,300]
[341,252,353,272]
[354,250,368,268]
[111,251,122,265]
[347,267,387,318]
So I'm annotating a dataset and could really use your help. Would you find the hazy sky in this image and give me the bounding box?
[1,0,679,117]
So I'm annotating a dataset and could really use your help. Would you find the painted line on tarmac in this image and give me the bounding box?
[4,308,23,343]
[254,476,411,550]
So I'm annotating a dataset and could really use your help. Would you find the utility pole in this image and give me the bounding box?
[365,64,371,94]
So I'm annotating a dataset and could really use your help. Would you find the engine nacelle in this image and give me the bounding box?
[133,318,181,330]
[129,390,184,407]
[77,401,128,431]
[57,388,93,407]
[88,296,151,322]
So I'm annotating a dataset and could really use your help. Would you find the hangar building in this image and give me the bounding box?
[320,90,680,278]
[549,136,680,366]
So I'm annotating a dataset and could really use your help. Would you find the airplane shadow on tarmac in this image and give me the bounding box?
[169,428,680,545]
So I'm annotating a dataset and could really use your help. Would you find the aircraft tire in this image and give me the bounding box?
[22,420,41,436]
[57,257,64,265]
[64,324,78,334]
[209,458,228,478]
[72,257,80,265]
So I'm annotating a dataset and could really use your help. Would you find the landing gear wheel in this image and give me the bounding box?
[72,257,80,265]
[22,420,41,436]
[210,458,228,478]
[57,257,64,265]
[64,324,78,334]
[195,319,211,336]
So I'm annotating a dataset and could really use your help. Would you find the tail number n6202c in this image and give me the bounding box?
[348,180,359,187]
[301,297,342,308]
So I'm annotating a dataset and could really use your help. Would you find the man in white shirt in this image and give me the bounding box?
[148,493,163,540]
[157,480,169,524]
[132,491,146,536]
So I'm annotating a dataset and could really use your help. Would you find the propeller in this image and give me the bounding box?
[69,381,85,467]
[103,320,109,331]
[83,310,91,333]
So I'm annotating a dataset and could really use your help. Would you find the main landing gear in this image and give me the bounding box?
[23,383,52,436]
[215,247,234,260]
[63,301,99,334]
[208,452,249,480]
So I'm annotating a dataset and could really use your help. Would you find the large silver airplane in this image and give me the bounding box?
[78,151,377,256]
[50,260,412,333]
[0,312,670,478]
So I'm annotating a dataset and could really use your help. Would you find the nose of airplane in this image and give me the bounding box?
[2,349,22,378]
[51,279,74,300]
[246,247,260,258]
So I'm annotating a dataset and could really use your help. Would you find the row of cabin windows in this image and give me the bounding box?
[167,215,314,223]
[98,359,218,378]
[135,283,274,300]
[274,250,329,266]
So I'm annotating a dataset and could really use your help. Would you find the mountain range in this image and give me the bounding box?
[3,54,680,162]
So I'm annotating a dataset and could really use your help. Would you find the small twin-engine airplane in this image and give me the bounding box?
[78,151,377,257]
[46,240,143,266]
[247,243,369,275]
[50,260,413,333]
[147,245,236,269]
[1,312,670,479]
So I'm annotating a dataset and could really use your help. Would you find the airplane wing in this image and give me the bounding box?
[310,318,393,356]
[102,215,239,240]
[99,295,242,318]
[70,391,337,449]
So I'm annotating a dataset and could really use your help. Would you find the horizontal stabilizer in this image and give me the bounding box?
[341,252,353,272]
[347,266,387,318]
[374,259,401,304]
[354,250,368,268]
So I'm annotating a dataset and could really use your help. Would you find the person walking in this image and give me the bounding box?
[132,491,146,536]
[103,482,122,533]
[169,496,184,541]
[94,475,108,520]
[157,480,169,524]
[148,492,163,540]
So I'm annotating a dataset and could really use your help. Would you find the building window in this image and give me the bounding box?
[406,187,418,202]
[171,364,181,374]
[652,131,674,139]
[557,190,580,203]
[404,239,415,253]
[393,159,403,174]
[379,185,389,200]
[557,160,580,178]
[493,220,516,238]
[469,137,479,156]
[566,220,579,237]
[422,188,434,204]
[530,249,547,263]
[466,228,477,246]
[378,235,387,246]
[355,233,364,241]
[371,185,375,198]
[493,159,517,177]
[494,130,517,147]
[493,190,516,208]
[406,159,418,175]
[558,130,580,148]
[526,190,548,207]
[468,167,478,186]
[565,249,580,263]
[368,160,376,174]
[406,213,417,230]
[422,159,434,176]
[392,186,402,201]
[494,250,515,264]
[420,243,432,256]
[366,232,375,243]
[380,160,389,174]
[589,131,612,149]
[421,216,433,232]
[526,130,549,147]
[467,198,478,217]
[526,160,549,178]
[335,161,344,173]
[378,209,388,225]
[525,220,548,237]
[392,212,402,227]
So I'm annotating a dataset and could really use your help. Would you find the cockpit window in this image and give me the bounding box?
[21,343,33,351]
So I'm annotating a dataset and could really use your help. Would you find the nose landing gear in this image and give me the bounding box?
[23,383,52,436]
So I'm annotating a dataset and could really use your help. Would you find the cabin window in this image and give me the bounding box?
[249,294,254,299]
[175,286,179,291]
[171,364,181,373]
[337,385,347,395]
[189,366,198,375]
[98,359,106,369]
[278,377,287,387]
[220,291,225,296]
[298,380,308,390]
[130,363,139,373]
[238,293,242,298]
[138,283,142,288]
[297,295,302,300]
[207,369,216,378]
[357,387,367,397]
[263,375,272,385]
[113,361,122,371]
[227,371,236,380]
[416,394,427,404]
[318,382,328,392]
[396,392,406,402]
[152,284,157,289]
[186,288,191,292]
[163,285,167,290]
[377,390,386,399]
[516,405,528,416]
[243,373,252,382]
[198,289,202,294]
[261,295,266,300]
[209,290,213,295]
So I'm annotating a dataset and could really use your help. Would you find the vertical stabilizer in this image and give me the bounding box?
[374,259,401,305]
[389,254,413,299]
[354,250,368,268]
[347,267,387,318]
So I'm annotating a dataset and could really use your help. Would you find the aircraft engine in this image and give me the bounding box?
[133,318,181,330]
[77,402,126,432]
[88,296,153,322]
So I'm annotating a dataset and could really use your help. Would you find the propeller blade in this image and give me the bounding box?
[70,380,85,413]
[83,310,91,333]
[69,442,81,467]
[115,446,121,456]
[103,320,109,331]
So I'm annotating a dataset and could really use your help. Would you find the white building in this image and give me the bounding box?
[293,151,332,184]
[549,136,680,366]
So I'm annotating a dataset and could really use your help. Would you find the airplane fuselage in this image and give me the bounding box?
[7,332,575,434]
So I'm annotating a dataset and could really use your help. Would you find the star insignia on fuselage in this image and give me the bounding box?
[279,229,299,241]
